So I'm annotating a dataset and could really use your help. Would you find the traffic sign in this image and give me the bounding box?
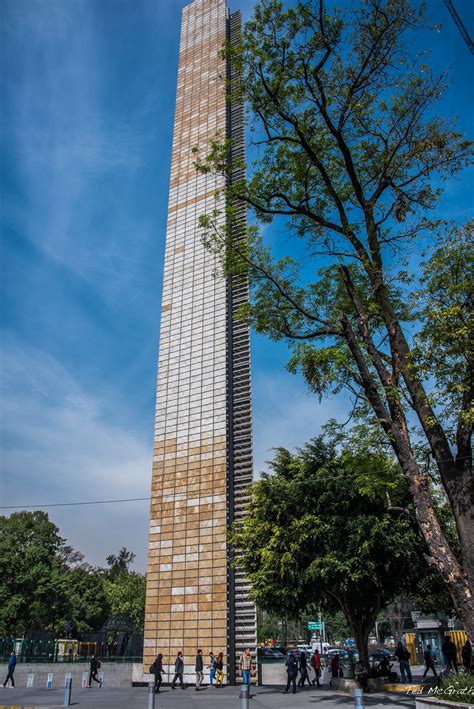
[307,621,322,630]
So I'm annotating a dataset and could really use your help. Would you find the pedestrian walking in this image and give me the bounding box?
[195,649,204,690]
[297,651,311,687]
[461,639,472,672]
[207,652,217,686]
[88,654,102,688]
[149,654,163,693]
[395,641,413,683]
[447,638,459,674]
[311,648,322,687]
[239,647,254,687]
[423,645,438,679]
[214,652,224,686]
[2,651,16,688]
[171,651,185,689]
[283,652,298,695]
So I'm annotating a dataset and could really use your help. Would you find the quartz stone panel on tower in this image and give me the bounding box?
[144,0,256,684]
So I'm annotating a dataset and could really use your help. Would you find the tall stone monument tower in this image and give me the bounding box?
[143,0,256,684]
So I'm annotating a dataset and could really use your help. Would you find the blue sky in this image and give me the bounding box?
[1,0,472,572]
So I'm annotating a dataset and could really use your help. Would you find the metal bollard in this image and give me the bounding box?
[239,681,250,709]
[147,680,156,709]
[353,687,365,709]
[63,677,72,707]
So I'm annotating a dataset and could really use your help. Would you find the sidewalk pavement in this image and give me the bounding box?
[0,685,417,709]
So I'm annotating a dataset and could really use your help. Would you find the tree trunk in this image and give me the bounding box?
[350,616,373,669]
[372,280,474,628]
[340,307,474,642]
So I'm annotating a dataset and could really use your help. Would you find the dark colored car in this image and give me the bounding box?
[369,648,396,663]
[258,647,285,659]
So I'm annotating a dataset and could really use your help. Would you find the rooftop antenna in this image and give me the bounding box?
[443,0,474,55]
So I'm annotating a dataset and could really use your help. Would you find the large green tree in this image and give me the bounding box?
[0,511,66,635]
[197,0,473,636]
[0,511,146,638]
[103,572,146,633]
[232,438,425,665]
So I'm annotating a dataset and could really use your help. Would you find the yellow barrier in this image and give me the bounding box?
[404,632,417,663]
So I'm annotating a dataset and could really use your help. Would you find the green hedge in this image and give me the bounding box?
[435,674,474,704]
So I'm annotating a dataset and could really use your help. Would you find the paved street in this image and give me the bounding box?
[0,685,417,709]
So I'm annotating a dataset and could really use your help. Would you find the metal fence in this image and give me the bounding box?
[0,637,143,664]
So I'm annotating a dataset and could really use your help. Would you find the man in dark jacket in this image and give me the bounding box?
[461,640,472,672]
[297,651,312,688]
[442,636,451,670]
[283,652,298,695]
[171,651,185,689]
[3,651,16,688]
[88,655,102,688]
[422,645,438,679]
[395,642,412,683]
[195,649,204,690]
[447,638,459,674]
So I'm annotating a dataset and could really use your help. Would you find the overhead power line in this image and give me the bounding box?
[0,496,151,510]
[0,455,471,511]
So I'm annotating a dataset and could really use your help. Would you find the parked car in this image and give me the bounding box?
[258,647,285,659]
[369,648,396,663]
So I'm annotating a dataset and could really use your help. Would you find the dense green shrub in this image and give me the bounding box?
[434,673,474,704]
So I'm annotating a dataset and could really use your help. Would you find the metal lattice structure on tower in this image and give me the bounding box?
[443,0,474,54]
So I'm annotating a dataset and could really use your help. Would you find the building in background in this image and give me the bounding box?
[143,0,256,684]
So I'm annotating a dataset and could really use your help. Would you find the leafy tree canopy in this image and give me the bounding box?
[104,572,146,633]
[232,437,435,664]
[0,511,145,637]
[0,511,65,636]
[197,0,473,636]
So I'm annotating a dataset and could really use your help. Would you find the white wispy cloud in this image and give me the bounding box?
[2,0,165,306]
[0,339,152,571]
[252,368,349,478]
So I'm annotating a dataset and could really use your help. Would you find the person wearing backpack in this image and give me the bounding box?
[214,652,224,686]
[149,654,163,693]
[395,642,413,683]
[88,654,102,688]
[283,652,298,694]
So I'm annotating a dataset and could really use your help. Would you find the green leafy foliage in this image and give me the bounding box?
[103,572,146,633]
[0,511,145,637]
[412,222,474,431]
[436,673,474,704]
[197,0,473,635]
[232,437,428,662]
[0,512,65,636]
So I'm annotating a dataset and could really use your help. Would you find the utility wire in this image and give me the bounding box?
[1,455,471,510]
[0,497,151,510]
